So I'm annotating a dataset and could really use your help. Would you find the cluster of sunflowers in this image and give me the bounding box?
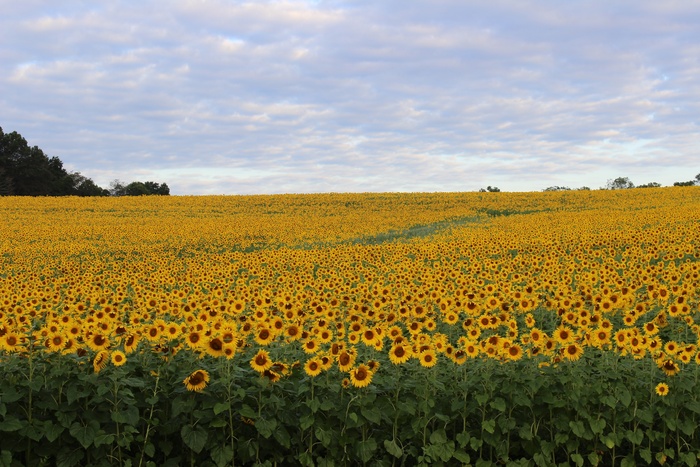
[0,188,698,392]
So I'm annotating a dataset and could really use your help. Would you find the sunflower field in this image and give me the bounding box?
[1,188,700,466]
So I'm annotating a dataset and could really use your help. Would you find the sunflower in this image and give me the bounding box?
[302,338,319,354]
[183,369,210,392]
[111,350,127,367]
[254,326,274,346]
[123,333,141,354]
[506,344,523,361]
[388,343,411,365]
[205,337,225,357]
[660,359,680,377]
[655,382,669,396]
[349,364,373,388]
[250,349,273,373]
[553,326,574,344]
[181,329,200,347]
[337,350,356,372]
[86,333,110,352]
[418,349,438,368]
[262,369,281,383]
[562,342,584,361]
[93,350,109,373]
[465,342,479,357]
[1,331,22,352]
[285,324,301,342]
[304,358,323,377]
[46,333,65,352]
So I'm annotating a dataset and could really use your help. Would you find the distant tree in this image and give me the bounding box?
[637,182,661,188]
[111,180,171,196]
[70,172,110,196]
[0,126,111,196]
[479,186,501,192]
[124,181,150,196]
[109,179,127,196]
[0,166,13,195]
[673,174,700,186]
[606,177,634,190]
[543,186,571,191]
[143,181,170,195]
[577,186,591,191]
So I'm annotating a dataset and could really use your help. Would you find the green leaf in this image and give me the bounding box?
[456,431,470,448]
[144,442,156,459]
[361,406,382,424]
[112,405,140,426]
[490,397,506,412]
[300,413,315,431]
[601,434,616,449]
[469,437,483,451]
[533,453,548,467]
[617,387,632,408]
[238,404,257,420]
[571,453,584,467]
[429,428,447,445]
[588,451,601,466]
[569,420,587,438]
[44,420,64,442]
[453,450,470,463]
[171,397,194,418]
[211,445,234,467]
[626,429,644,445]
[93,433,116,448]
[255,418,277,439]
[357,438,377,463]
[475,393,489,406]
[680,452,698,467]
[482,419,496,434]
[213,402,229,415]
[397,400,416,415]
[69,420,99,449]
[181,424,208,453]
[639,448,652,464]
[274,425,291,448]
[307,398,321,413]
[56,446,84,467]
[384,439,403,458]
[0,416,24,432]
[210,418,228,428]
[0,450,11,467]
[315,427,332,447]
[621,454,636,467]
[589,418,606,434]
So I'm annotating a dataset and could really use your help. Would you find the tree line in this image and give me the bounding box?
[0,127,169,196]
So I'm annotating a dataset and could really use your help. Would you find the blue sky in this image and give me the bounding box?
[2,1,699,195]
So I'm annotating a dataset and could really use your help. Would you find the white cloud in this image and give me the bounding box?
[1,0,699,195]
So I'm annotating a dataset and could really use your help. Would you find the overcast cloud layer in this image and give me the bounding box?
[2,1,699,194]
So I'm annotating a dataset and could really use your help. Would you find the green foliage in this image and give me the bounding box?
[606,177,635,190]
[0,127,168,196]
[2,348,700,465]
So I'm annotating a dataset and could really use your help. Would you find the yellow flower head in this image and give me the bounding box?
[655,382,669,397]
[183,369,210,392]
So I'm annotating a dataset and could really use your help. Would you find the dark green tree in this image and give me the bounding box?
[605,177,634,190]
[0,126,110,196]
[637,182,661,188]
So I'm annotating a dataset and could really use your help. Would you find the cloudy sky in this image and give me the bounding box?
[2,1,699,194]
